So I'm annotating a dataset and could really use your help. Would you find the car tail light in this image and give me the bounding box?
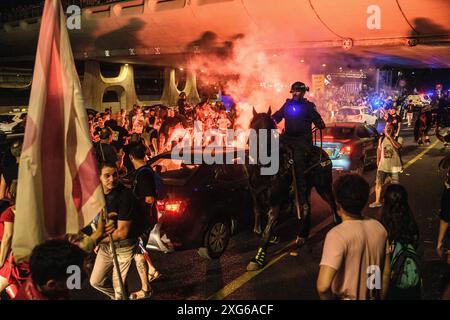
[324,135,334,139]
[339,145,352,156]
[156,199,187,216]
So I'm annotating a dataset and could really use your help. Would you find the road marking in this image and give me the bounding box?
[402,140,439,171]
[208,139,438,300]
[207,252,289,300]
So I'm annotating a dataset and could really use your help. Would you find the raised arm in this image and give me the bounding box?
[0,221,13,268]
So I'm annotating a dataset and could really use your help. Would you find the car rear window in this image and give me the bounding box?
[0,115,15,123]
[322,126,355,139]
[338,108,360,116]
[150,158,199,183]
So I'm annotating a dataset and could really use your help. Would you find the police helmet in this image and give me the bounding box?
[290,81,309,93]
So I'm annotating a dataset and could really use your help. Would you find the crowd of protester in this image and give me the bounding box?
[310,86,395,122]
[88,94,236,166]
[0,83,448,300]
[310,84,450,131]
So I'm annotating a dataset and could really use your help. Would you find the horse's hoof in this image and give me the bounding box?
[269,235,280,244]
[246,260,263,271]
[253,228,262,236]
[295,237,307,248]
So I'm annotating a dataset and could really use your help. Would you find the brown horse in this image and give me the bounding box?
[245,108,338,271]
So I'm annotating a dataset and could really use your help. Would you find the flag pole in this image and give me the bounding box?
[104,209,128,300]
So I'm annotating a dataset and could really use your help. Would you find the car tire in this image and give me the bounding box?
[198,217,231,260]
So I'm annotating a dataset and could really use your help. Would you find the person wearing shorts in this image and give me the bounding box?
[370,124,403,208]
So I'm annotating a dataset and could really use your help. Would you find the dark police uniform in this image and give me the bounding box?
[272,97,325,238]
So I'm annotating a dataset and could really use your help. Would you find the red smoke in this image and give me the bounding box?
[188,34,310,130]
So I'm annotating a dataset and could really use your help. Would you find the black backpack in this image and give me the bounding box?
[132,166,166,201]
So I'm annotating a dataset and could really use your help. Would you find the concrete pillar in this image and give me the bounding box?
[160,67,200,107]
[185,69,201,106]
[160,67,178,107]
[81,60,138,112]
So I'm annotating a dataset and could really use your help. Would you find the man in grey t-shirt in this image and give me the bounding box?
[369,124,403,208]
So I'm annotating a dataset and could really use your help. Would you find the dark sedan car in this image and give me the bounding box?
[146,149,254,259]
[314,122,380,174]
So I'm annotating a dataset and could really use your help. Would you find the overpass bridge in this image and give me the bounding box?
[0,0,449,109]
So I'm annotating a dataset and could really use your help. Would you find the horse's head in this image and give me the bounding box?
[249,107,277,131]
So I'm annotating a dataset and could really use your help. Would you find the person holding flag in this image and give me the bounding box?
[11,0,127,299]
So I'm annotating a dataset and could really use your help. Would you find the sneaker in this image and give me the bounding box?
[295,237,307,248]
[369,202,382,208]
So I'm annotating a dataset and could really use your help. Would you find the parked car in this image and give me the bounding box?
[315,122,379,174]
[146,149,254,259]
[405,94,432,111]
[335,106,378,126]
[0,110,27,134]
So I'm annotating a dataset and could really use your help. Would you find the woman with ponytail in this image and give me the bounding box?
[381,184,421,300]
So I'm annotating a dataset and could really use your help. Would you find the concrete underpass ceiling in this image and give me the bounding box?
[0,0,449,68]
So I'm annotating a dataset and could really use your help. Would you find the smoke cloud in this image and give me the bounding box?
[187,32,310,129]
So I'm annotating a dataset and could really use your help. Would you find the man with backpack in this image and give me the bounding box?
[128,143,160,299]
[370,124,403,208]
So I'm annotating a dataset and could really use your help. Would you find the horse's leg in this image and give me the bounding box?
[247,205,280,271]
[252,192,263,235]
[244,165,263,235]
[260,205,280,250]
[296,189,311,245]
[315,177,341,225]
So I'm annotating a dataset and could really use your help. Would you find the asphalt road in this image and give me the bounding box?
[73,123,450,300]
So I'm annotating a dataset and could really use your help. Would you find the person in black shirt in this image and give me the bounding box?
[122,134,146,173]
[437,94,449,128]
[90,163,137,300]
[128,143,159,299]
[272,81,326,246]
[94,128,118,165]
[405,100,414,127]
[0,139,21,202]
[177,92,187,117]
[387,106,402,138]
[104,119,129,151]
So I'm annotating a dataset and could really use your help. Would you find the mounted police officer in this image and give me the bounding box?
[272,81,326,247]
